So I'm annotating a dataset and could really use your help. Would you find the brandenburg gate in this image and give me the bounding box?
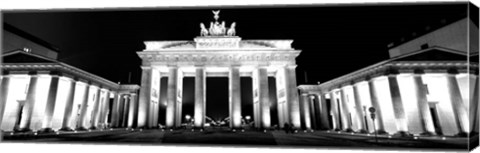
[136,11,302,129]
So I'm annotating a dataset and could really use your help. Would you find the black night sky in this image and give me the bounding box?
[2,2,476,123]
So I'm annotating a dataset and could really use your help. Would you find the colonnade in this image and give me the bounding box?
[299,70,477,136]
[137,65,301,130]
[0,71,138,132]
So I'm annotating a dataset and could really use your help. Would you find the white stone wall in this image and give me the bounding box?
[397,74,424,134]
[50,78,70,130]
[0,75,28,130]
[68,82,87,129]
[371,77,397,134]
[388,18,476,58]
[356,81,375,133]
[423,74,458,135]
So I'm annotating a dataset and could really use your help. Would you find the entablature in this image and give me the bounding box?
[1,63,121,90]
[317,61,473,92]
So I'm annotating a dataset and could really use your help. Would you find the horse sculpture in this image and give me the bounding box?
[227,22,236,36]
[200,23,209,36]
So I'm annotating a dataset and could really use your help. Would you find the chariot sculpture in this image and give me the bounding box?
[200,10,236,36]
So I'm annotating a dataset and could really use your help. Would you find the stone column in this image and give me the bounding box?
[194,66,206,128]
[329,92,341,130]
[151,72,161,129]
[110,93,120,128]
[131,94,138,128]
[286,66,301,128]
[122,95,130,127]
[275,68,287,128]
[60,78,77,131]
[147,69,160,129]
[104,91,113,128]
[117,94,125,127]
[166,66,178,128]
[137,67,151,128]
[128,94,138,128]
[255,67,270,129]
[19,73,39,131]
[309,95,317,130]
[412,72,435,135]
[76,83,91,130]
[368,78,386,134]
[175,70,184,127]
[229,66,242,129]
[339,88,352,131]
[99,90,110,128]
[90,87,101,129]
[41,75,60,132]
[319,93,331,130]
[471,75,479,133]
[300,93,311,130]
[352,84,367,133]
[253,80,260,129]
[446,73,468,135]
[387,74,409,135]
[96,89,107,129]
[0,75,11,128]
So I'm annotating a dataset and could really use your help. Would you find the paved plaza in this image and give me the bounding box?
[1,127,472,151]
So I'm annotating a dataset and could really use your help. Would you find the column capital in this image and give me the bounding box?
[27,71,38,75]
[49,74,61,78]
[194,65,206,68]
[229,65,241,68]
[300,92,310,96]
[167,65,179,68]
[446,68,460,75]
[254,65,269,69]
[141,66,152,70]
[62,76,79,82]
[100,88,110,92]
[413,69,425,75]
[2,70,10,75]
[286,65,297,69]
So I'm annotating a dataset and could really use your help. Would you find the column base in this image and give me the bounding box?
[470,131,479,137]
[372,129,388,135]
[149,126,160,129]
[137,126,150,130]
[59,127,74,132]
[334,128,342,131]
[14,128,32,133]
[38,128,55,133]
[193,127,205,130]
[455,132,468,137]
[75,127,88,131]
[88,126,98,130]
[356,129,368,134]
[392,131,413,137]
[419,131,436,136]
[319,127,331,131]
[344,128,354,132]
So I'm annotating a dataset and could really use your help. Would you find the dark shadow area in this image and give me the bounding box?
[158,77,168,125]
[181,77,194,123]
[206,78,229,122]
[241,77,253,120]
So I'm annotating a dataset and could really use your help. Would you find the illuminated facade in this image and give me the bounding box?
[136,11,302,129]
[297,18,479,137]
[0,26,140,133]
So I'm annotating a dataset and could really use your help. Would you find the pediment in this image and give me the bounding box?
[392,47,467,61]
[2,50,57,63]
